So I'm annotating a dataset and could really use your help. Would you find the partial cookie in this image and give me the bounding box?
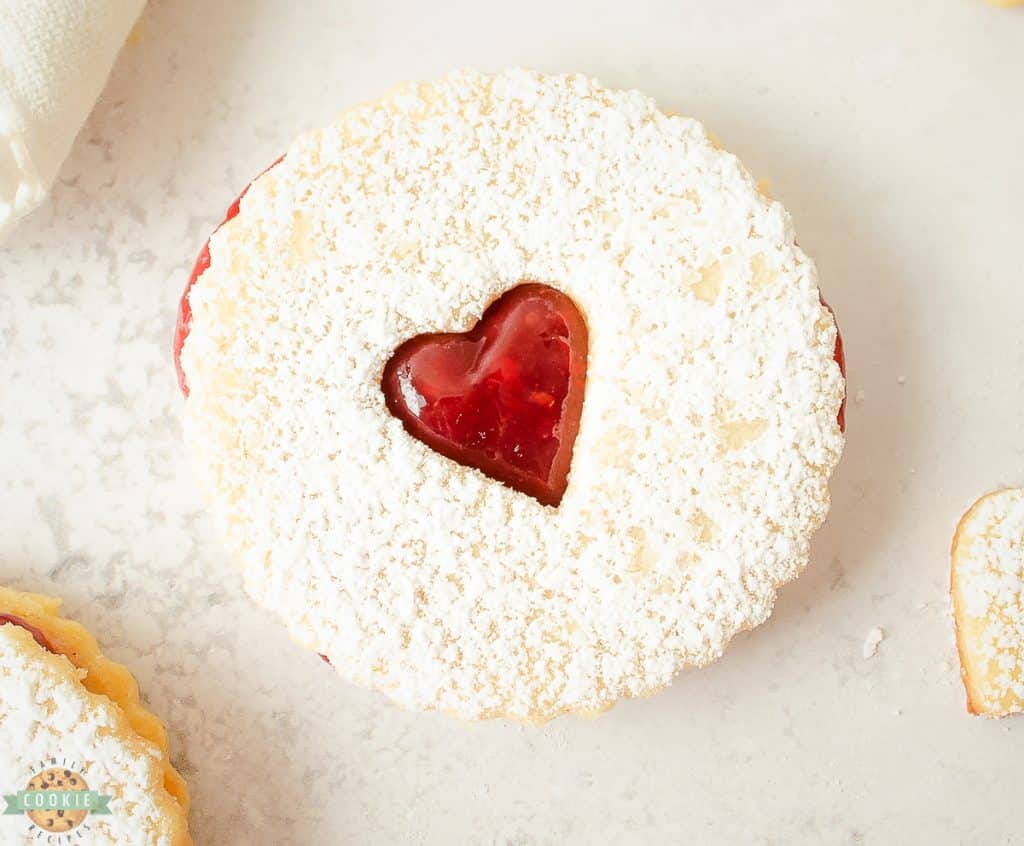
[0,586,192,845]
[177,69,845,721]
[951,489,1024,717]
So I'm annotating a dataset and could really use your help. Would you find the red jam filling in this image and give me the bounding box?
[821,299,847,432]
[173,157,283,396]
[382,283,589,508]
[0,614,57,653]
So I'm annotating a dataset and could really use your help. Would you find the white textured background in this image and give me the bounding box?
[1,1,1022,843]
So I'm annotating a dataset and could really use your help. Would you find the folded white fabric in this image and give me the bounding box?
[0,0,145,237]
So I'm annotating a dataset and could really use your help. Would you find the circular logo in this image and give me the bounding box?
[23,768,89,833]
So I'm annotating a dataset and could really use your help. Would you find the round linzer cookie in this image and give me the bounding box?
[0,587,192,845]
[176,69,846,721]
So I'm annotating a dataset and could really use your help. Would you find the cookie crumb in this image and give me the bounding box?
[862,627,885,659]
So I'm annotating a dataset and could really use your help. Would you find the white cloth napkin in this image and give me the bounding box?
[0,0,145,236]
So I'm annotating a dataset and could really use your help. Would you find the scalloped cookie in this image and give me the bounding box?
[0,586,192,844]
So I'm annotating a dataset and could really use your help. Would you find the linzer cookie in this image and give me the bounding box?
[176,69,846,721]
[0,587,192,845]
[951,488,1024,717]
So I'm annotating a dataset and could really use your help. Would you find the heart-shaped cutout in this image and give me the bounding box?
[382,283,588,507]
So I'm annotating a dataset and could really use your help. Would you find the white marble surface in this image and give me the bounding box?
[1,1,1022,843]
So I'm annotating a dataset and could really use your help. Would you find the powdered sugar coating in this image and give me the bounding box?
[0,626,189,845]
[181,69,845,720]
[952,488,1024,716]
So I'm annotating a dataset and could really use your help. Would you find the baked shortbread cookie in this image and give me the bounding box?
[951,488,1024,717]
[176,69,846,721]
[0,587,192,844]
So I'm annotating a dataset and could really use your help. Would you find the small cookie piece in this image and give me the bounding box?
[0,586,193,845]
[951,489,1024,717]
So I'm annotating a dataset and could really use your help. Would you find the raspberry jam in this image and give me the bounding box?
[382,283,589,507]
[0,614,57,653]
[174,158,283,396]
[821,299,847,432]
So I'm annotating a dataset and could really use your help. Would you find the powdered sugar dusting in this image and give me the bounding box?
[181,69,845,720]
[952,488,1024,716]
